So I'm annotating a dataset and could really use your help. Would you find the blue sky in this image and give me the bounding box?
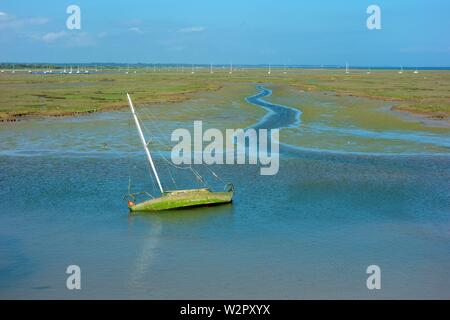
[0,0,449,66]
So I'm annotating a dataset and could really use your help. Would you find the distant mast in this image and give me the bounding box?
[345,62,349,74]
[210,63,213,74]
[126,93,164,194]
[268,64,271,75]
[398,66,403,74]
[229,62,233,74]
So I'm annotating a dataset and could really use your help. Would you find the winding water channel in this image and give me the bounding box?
[246,86,450,155]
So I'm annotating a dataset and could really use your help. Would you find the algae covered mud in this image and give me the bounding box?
[0,77,449,298]
[1,68,450,123]
[247,86,450,155]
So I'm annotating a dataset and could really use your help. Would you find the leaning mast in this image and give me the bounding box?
[126,93,164,194]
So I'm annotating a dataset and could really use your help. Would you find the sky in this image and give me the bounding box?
[0,0,449,66]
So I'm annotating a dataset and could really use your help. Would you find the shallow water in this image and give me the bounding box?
[246,86,301,130]
[266,86,450,154]
[0,86,449,299]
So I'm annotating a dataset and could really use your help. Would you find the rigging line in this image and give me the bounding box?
[191,168,209,188]
[135,108,173,149]
[135,110,192,190]
[135,112,172,154]
[136,112,200,175]
[201,164,226,184]
[136,115,198,173]
[134,106,214,188]
[137,112,213,179]
[135,107,194,155]
[166,166,178,189]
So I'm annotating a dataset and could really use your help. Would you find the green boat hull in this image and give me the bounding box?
[129,188,233,212]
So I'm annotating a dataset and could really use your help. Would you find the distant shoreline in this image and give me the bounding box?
[2,64,450,71]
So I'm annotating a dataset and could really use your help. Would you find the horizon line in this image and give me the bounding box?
[1,63,450,70]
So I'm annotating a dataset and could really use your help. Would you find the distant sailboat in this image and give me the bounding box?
[267,64,271,75]
[125,93,234,212]
[367,67,371,75]
[229,62,233,74]
[345,62,350,74]
[283,64,287,74]
[398,66,403,74]
[413,68,419,74]
[210,63,213,74]
[191,64,195,74]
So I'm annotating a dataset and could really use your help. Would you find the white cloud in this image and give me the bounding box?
[39,31,95,47]
[0,12,48,30]
[129,27,144,34]
[67,32,96,47]
[42,31,67,43]
[27,17,49,25]
[178,26,205,33]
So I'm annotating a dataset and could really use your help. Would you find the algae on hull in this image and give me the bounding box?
[129,188,233,212]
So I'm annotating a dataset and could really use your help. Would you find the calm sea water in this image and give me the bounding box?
[0,87,449,299]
